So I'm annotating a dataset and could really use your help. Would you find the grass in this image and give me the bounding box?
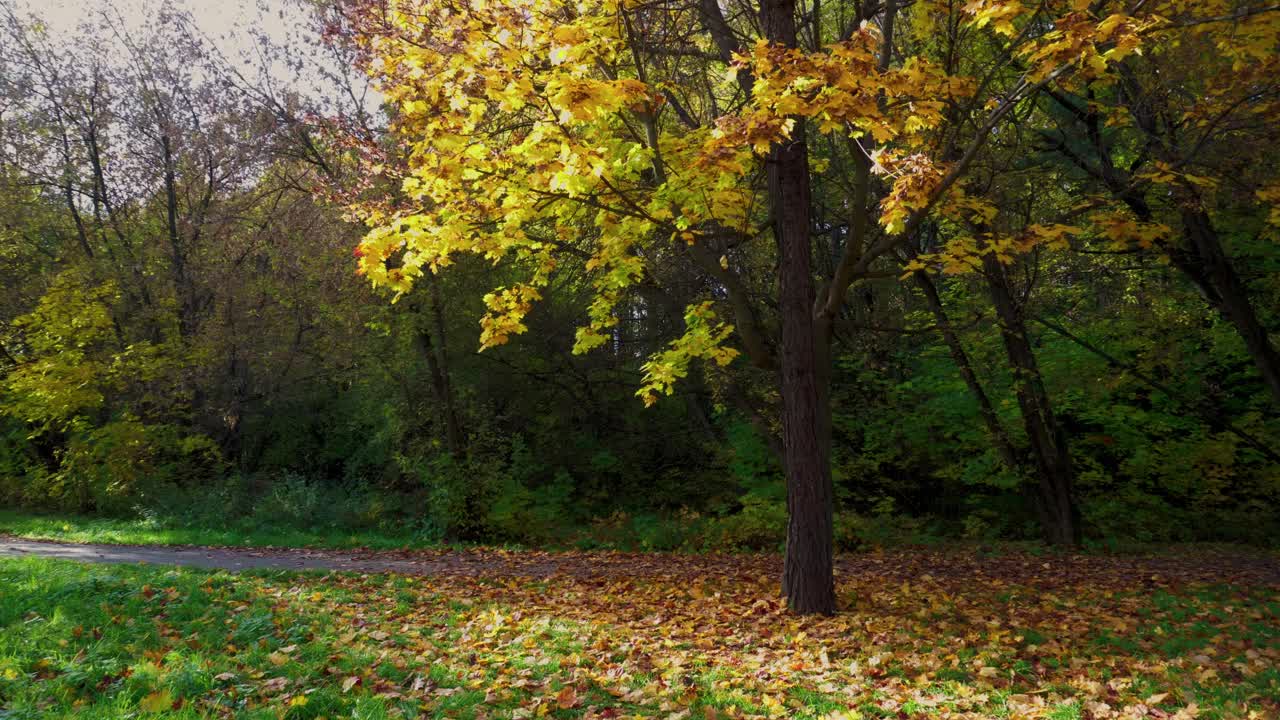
[0,509,439,551]
[1,553,1277,719]
[5,509,1277,560]
[0,558,669,719]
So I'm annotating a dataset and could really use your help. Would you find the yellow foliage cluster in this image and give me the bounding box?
[637,302,739,407]
[346,0,1279,402]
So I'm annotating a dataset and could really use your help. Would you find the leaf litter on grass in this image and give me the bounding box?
[0,548,1277,719]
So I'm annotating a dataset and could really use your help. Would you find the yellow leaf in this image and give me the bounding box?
[267,651,290,667]
[139,690,173,713]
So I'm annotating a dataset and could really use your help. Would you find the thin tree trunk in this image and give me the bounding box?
[1105,67,1280,409]
[913,270,1020,470]
[161,133,195,340]
[762,0,835,615]
[1178,208,1280,407]
[1120,193,1280,411]
[416,276,464,458]
[981,252,1079,546]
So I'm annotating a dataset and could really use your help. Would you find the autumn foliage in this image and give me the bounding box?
[338,0,1280,608]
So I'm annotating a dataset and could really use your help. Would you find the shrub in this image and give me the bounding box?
[700,494,786,551]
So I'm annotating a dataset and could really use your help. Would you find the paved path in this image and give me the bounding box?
[3,534,1278,588]
[0,536,758,579]
[0,536,696,578]
[0,535,423,573]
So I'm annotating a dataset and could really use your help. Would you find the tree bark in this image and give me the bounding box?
[414,276,465,459]
[1178,208,1280,408]
[1056,74,1280,411]
[913,269,1020,471]
[161,133,195,340]
[761,0,835,615]
[980,252,1079,546]
[1112,188,1280,412]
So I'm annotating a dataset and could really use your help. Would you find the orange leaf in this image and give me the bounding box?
[556,685,580,709]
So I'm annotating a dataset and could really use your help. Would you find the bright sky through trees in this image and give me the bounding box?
[13,0,368,108]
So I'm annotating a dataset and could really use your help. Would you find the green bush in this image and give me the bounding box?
[486,468,575,545]
[8,419,223,515]
[700,495,786,551]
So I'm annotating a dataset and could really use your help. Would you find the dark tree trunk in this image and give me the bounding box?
[913,270,1021,471]
[1103,70,1280,410]
[1178,209,1280,408]
[981,253,1080,547]
[761,0,835,615]
[415,276,465,459]
[161,133,196,341]
[1121,193,1280,410]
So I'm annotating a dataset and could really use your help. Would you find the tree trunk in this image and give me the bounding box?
[413,277,464,458]
[913,269,1021,471]
[161,133,196,340]
[1120,193,1280,411]
[981,252,1079,546]
[1179,208,1280,408]
[1105,70,1280,410]
[427,275,465,457]
[761,0,835,615]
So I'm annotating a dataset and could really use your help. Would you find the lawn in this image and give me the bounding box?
[1,552,1277,719]
[0,510,438,552]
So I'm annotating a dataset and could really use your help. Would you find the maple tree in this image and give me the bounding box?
[0,0,1278,640]
[337,0,935,613]
[337,0,1273,611]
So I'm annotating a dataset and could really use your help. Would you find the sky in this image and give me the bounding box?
[12,0,376,112]
[18,0,300,53]
[11,0,378,113]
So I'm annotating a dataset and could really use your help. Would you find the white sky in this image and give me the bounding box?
[13,0,378,113]
[15,0,318,91]
[18,0,300,51]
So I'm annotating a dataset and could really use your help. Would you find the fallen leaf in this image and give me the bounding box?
[556,685,580,709]
[139,690,173,713]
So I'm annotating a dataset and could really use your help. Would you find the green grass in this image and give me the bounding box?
[0,509,440,551]
[4,560,373,717]
[0,558,681,719]
[4,509,1278,560]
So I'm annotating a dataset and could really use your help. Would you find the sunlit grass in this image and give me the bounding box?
[0,509,438,551]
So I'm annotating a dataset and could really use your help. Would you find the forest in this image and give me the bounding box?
[1,0,1279,717]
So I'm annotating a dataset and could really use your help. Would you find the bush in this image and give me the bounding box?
[699,495,786,551]
[486,468,575,545]
[10,419,224,515]
[835,498,942,548]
